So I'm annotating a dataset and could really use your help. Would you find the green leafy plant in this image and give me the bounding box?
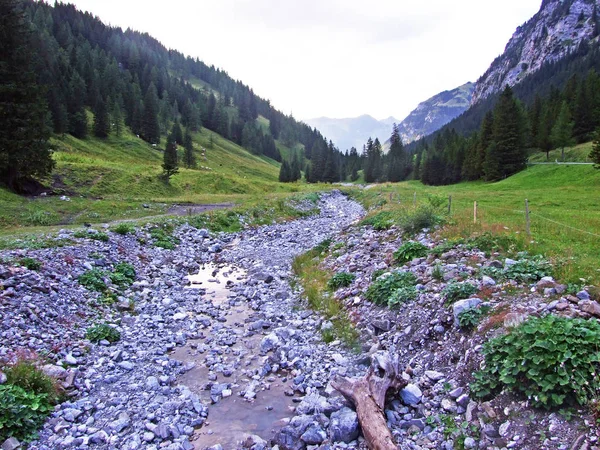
[150,224,180,249]
[443,281,478,303]
[86,323,120,343]
[504,254,551,282]
[4,360,61,405]
[365,271,418,306]
[109,262,136,287]
[371,269,386,281]
[112,223,136,235]
[399,206,443,235]
[19,257,42,271]
[361,211,395,231]
[465,232,519,256]
[327,272,356,290]
[432,263,444,281]
[387,285,418,306]
[0,384,53,442]
[313,238,332,254]
[458,306,490,330]
[394,241,428,264]
[471,315,600,408]
[429,239,463,257]
[78,269,107,292]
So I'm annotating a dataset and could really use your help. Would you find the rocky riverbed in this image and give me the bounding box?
[1,190,599,450]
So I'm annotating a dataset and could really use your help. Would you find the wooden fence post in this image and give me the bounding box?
[448,195,452,215]
[525,199,530,237]
[413,192,417,208]
[474,201,477,224]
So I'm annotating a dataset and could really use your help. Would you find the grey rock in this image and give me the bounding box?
[576,290,591,301]
[400,384,422,405]
[452,298,482,326]
[1,437,21,450]
[0,372,6,385]
[118,361,134,371]
[329,407,359,443]
[301,424,327,445]
[260,333,279,354]
[481,275,496,287]
[110,412,131,433]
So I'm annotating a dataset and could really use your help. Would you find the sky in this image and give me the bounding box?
[65,0,542,121]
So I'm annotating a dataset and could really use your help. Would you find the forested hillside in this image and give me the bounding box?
[0,0,355,194]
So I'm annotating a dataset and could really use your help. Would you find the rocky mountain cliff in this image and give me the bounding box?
[396,82,474,144]
[472,0,600,104]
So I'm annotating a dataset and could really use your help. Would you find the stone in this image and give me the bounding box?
[146,376,160,390]
[1,437,21,450]
[301,424,327,445]
[400,384,422,406]
[577,290,591,301]
[481,275,496,287]
[260,333,279,354]
[243,435,267,449]
[89,431,108,444]
[580,300,600,318]
[424,370,444,382]
[329,407,359,443]
[118,361,134,371]
[463,437,477,449]
[504,312,528,328]
[41,364,67,379]
[296,394,330,415]
[110,412,131,433]
[452,298,482,325]
[0,371,7,385]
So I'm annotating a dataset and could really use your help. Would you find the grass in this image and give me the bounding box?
[527,142,593,163]
[292,242,360,349]
[346,163,600,285]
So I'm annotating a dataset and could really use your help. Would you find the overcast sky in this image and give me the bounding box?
[65,0,541,121]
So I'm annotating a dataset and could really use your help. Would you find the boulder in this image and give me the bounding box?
[329,407,359,443]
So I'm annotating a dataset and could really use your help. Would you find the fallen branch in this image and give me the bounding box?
[332,349,406,450]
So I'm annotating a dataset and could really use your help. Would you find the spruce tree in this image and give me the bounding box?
[171,121,184,145]
[183,130,195,169]
[387,124,408,182]
[111,98,124,137]
[0,0,54,192]
[551,101,575,161]
[162,133,178,181]
[93,97,110,138]
[278,160,291,182]
[142,82,160,144]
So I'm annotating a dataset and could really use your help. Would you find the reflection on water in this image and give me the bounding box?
[176,263,296,448]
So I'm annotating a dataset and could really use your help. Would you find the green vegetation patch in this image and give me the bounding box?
[394,241,429,264]
[111,223,136,235]
[327,272,356,290]
[86,323,121,343]
[365,271,418,307]
[471,315,600,408]
[78,268,107,292]
[443,281,478,304]
[19,257,42,271]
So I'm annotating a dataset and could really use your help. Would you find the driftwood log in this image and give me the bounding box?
[331,349,406,450]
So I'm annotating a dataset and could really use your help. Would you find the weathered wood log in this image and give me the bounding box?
[331,349,406,450]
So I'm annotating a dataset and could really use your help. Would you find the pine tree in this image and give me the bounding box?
[183,130,195,169]
[485,86,527,180]
[278,160,291,182]
[551,101,575,161]
[589,128,600,168]
[111,97,124,137]
[142,82,160,144]
[171,121,184,145]
[93,97,110,138]
[0,0,54,192]
[387,124,408,182]
[68,72,88,138]
[162,134,179,181]
[363,138,382,182]
[290,153,302,181]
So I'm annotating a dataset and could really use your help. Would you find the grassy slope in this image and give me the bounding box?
[527,141,593,162]
[352,164,600,284]
[0,124,320,230]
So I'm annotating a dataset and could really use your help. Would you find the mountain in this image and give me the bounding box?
[472,0,600,104]
[304,115,398,152]
[396,82,474,143]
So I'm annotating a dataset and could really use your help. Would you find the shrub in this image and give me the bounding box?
[465,232,519,256]
[365,271,418,306]
[313,238,332,255]
[73,230,109,242]
[361,211,395,231]
[471,315,600,408]
[112,223,135,235]
[371,269,386,281]
[86,323,120,343]
[443,281,478,303]
[399,206,443,235]
[109,262,136,287]
[394,241,428,264]
[327,272,356,290]
[78,269,107,292]
[3,360,61,405]
[150,226,180,250]
[429,239,464,257]
[432,263,444,281]
[19,257,42,271]
[0,384,53,442]
[388,285,418,306]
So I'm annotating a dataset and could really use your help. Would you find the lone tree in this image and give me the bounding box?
[183,130,195,169]
[0,0,54,193]
[162,134,179,181]
[590,128,600,168]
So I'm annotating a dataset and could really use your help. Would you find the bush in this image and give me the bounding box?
[73,230,109,242]
[112,223,135,235]
[86,323,120,343]
[313,238,332,254]
[399,206,443,235]
[109,262,136,287]
[365,271,418,306]
[471,315,600,408]
[504,254,551,282]
[443,281,478,303]
[78,269,107,292]
[371,269,386,281]
[388,285,418,306]
[4,360,61,405]
[19,257,42,271]
[327,272,356,290]
[150,226,180,250]
[0,384,53,442]
[394,241,428,264]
